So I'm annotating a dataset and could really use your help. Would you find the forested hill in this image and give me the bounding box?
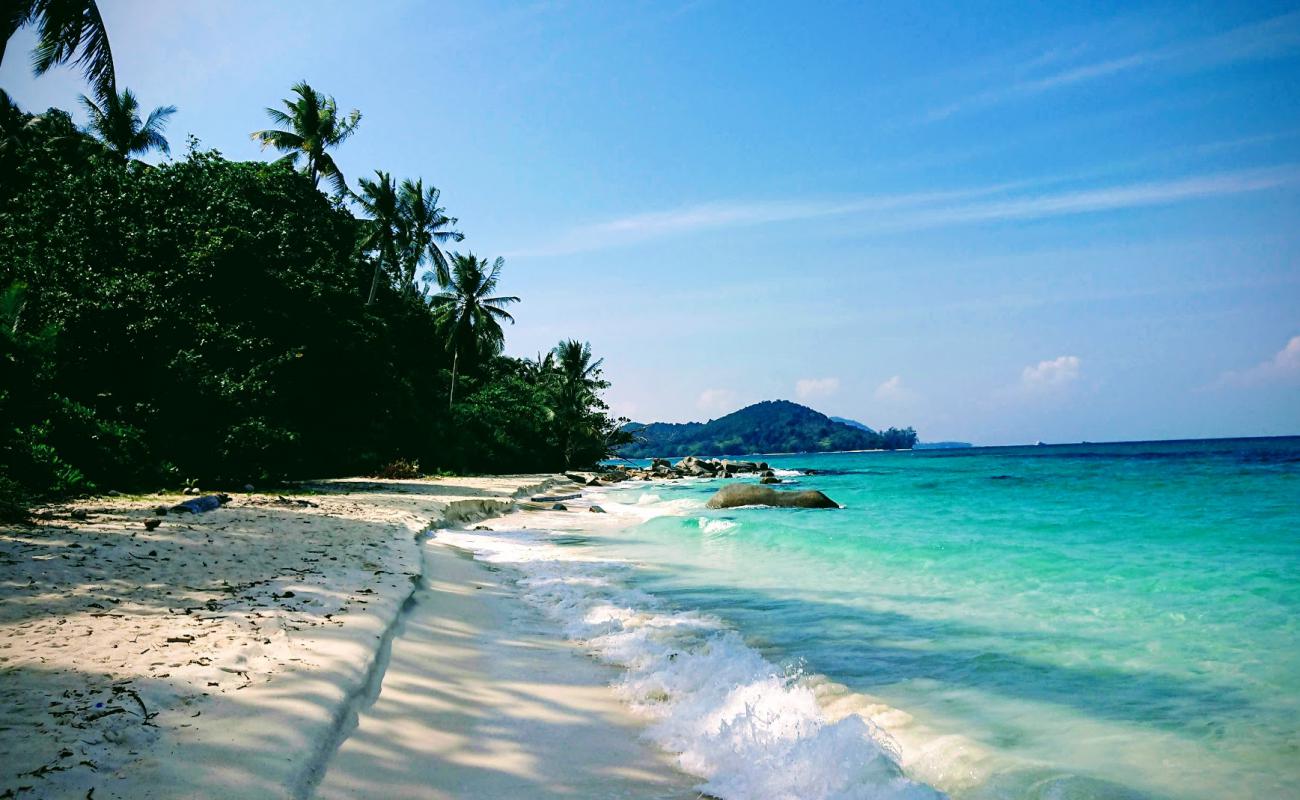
[619,400,917,458]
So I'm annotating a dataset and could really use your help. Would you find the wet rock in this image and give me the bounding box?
[551,503,568,511]
[705,484,838,509]
[589,505,606,513]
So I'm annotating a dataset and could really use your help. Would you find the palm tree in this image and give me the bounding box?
[398,178,462,292]
[431,253,519,409]
[355,170,400,305]
[552,339,609,468]
[522,350,556,385]
[3,0,115,100]
[251,81,359,194]
[79,87,175,161]
[554,340,604,404]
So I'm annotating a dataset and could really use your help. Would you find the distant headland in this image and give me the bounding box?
[618,399,918,458]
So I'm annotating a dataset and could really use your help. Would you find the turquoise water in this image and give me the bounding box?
[592,439,1300,799]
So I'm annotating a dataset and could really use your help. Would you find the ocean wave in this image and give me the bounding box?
[698,517,739,535]
[435,524,945,800]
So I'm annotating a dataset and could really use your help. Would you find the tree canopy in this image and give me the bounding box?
[0,89,629,517]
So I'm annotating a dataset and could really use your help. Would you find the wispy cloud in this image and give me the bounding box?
[508,181,1036,257]
[922,11,1300,122]
[795,377,840,400]
[509,164,1300,257]
[872,166,1300,232]
[1213,335,1300,388]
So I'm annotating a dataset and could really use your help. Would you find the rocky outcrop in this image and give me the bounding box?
[705,483,838,509]
[586,456,785,484]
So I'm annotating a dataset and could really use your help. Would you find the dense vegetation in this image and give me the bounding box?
[0,16,630,518]
[620,400,917,458]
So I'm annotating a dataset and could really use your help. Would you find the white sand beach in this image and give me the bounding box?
[0,475,694,799]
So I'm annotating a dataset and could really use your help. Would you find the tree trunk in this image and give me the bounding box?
[366,258,382,305]
[448,348,459,411]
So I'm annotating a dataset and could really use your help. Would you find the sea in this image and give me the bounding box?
[436,437,1300,799]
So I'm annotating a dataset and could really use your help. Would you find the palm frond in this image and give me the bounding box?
[31,0,116,100]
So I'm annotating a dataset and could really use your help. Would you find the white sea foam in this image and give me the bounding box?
[435,521,945,800]
[698,517,739,535]
[772,468,804,477]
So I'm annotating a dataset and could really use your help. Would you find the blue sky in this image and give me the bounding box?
[3,1,1298,443]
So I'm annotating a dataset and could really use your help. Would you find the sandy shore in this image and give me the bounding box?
[0,474,691,799]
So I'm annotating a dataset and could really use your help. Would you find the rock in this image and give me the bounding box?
[675,455,720,477]
[552,503,568,511]
[144,519,161,531]
[705,484,838,509]
[589,505,606,514]
[243,484,255,493]
[106,489,121,497]
[154,506,169,516]
[759,476,782,484]
[761,470,775,477]
[70,509,88,520]
[183,487,200,496]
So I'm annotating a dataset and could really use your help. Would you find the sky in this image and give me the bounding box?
[3,1,1298,444]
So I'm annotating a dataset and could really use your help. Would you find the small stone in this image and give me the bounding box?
[243,484,255,493]
[70,509,88,520]
[588,505,606,514]
[144,519,161,531]
[154,506,169,516]
[551,503,568,511]
[106,490,122,497]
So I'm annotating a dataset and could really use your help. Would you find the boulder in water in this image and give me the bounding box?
[705,483,838,509]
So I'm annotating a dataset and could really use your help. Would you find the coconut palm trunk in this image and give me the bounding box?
[449,348,459,410]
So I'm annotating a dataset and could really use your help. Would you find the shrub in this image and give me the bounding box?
[373,458,421,479]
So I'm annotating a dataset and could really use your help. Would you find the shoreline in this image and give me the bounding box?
[436,478,952,800]
[5,474,664,800]
[3,469,947,799]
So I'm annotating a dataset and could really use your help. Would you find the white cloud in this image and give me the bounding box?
[922,11,1300,122]
[796,377,840,400]
[874,375,913,402]
[1021,355,1081,392]
[697,388,737,413]
[1216,335,1300,387]
[508,165,1300,258]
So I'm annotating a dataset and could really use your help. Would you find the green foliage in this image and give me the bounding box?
[619,400,918,457]
[0,96,627,512]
